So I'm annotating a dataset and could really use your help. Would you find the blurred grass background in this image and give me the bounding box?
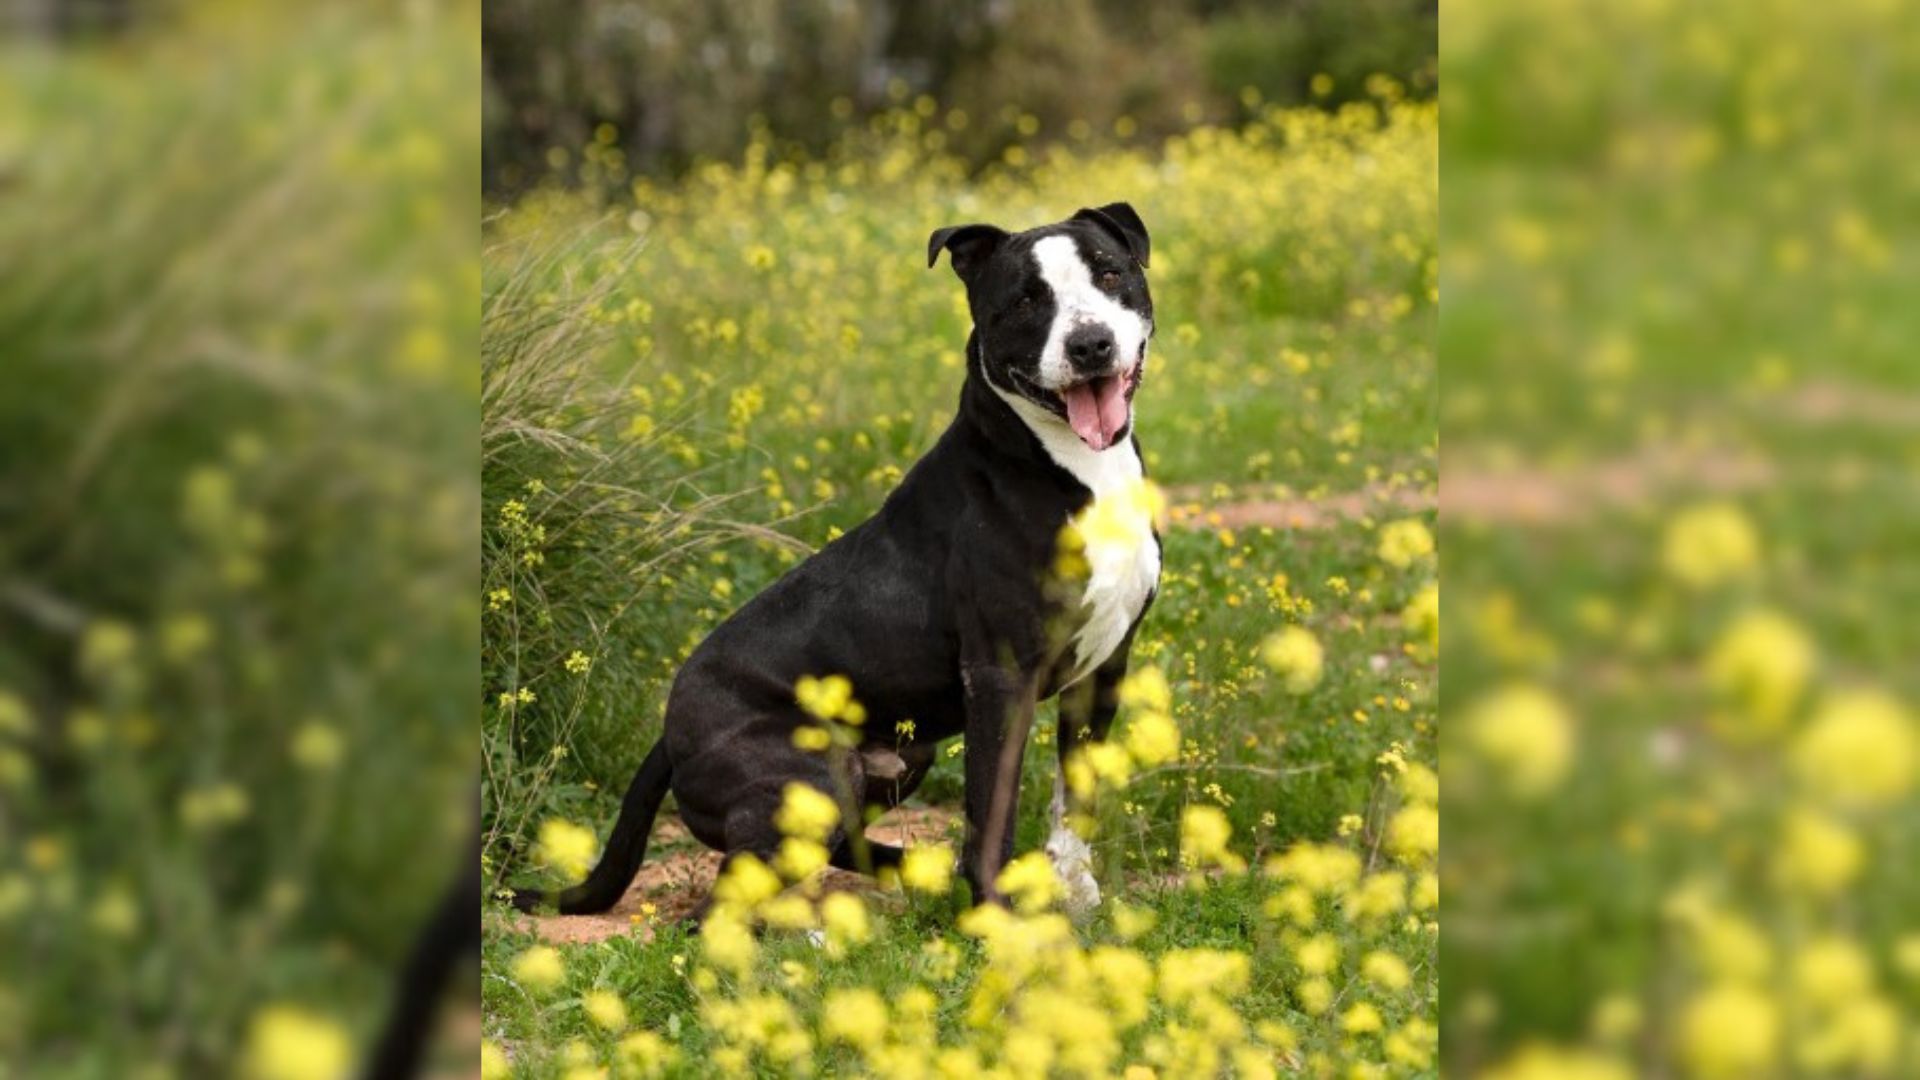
[1443,0,1920,1076]
[0,2,478,1075]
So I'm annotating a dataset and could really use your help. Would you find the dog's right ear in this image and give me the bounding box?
[927,223,1008,280]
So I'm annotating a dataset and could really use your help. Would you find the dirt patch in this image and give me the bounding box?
[1165,482,1434,531]
[517,806,959,946]
[1441,446,1773,526]
[1776,378,1920,428]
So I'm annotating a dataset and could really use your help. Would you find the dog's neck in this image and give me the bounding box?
[960,332,1143,497]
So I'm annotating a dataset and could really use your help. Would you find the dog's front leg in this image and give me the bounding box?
[1050,646,1130,917]
[959,662,1035,907]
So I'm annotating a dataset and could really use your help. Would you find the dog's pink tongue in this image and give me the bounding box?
[1063,376,1131,452]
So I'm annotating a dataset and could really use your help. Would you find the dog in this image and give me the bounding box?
[513,203,1159,919]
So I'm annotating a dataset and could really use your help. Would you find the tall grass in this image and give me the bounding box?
[480,231,805,884]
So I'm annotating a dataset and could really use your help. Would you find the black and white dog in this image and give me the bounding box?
[515,203,1159,917]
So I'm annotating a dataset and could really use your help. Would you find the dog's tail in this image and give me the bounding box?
[513,740,672,915]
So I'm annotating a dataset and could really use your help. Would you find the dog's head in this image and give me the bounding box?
[929,203,1153,452]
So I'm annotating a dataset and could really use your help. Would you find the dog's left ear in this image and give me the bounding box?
[1073,202,1150,269]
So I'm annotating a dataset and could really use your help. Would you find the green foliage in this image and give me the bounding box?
[0,5,476,1074]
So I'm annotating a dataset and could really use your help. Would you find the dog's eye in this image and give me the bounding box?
[1097,270,1122,292]
[1017,293,1038,309]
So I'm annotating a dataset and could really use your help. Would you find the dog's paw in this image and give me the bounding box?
[1045,825,1102,921]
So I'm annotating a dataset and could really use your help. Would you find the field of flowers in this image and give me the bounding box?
[1444,0,1920,1076]
[481,89,1437,1075]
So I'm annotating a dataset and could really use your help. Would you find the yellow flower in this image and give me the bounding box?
[1179,804,1244,872]
[1402,581,1439,648]
[1376,518,1435,569]
[1158,948,1249,1005]
[1679,983,1778,1078]
[821,987,888,1046]
[994,850,1063,913]
[536,819,599,885]
[1772,807,1863,896]
[1117,667,1172,713]
[1123,708,1181,766]
[1792,689,1916,807]
[1463,684,1574,797]
[1704,608,1814,735]
[1386,803,1439,864]
[241,1005,352,1080]
[1259,626,1324,694]
[774,782,842,842]
[290,720,344,771]
[512,945,566,994]
[712,853,783,908]
[795,673,861,724]
[821,891,871,949]
[616,1031,676,1077]
[1362,950,1412,991]
[1293,934,1340,976]
[480,1040,510,1080]
[582,988,628,1032]
[1792,936,1872,1008]
[774,837,829,881]
[1662,502,1760,589]
[901,845,953,894]
[1341,1001,1384,1035]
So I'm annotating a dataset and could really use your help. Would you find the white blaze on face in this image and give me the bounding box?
[1031,234,1149,390]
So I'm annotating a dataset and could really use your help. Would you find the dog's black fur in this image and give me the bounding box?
[514,204,1157,915]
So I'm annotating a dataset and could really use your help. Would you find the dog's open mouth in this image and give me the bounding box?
[1056,367,1137,452]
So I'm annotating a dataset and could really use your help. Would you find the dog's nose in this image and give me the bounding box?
[1064,324,1117,372]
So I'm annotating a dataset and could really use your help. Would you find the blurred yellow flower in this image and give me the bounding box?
[1704,607,1815,736]
[1791,689,1916,807]
[241,1005,352,1080]
[1791,936,1872,1008]
[617,1031,676,1077]
[1180,804,1245,873]
[901,845,953,894]
[1376,518,1435,569]
[582,988,628,1032]
[774,782,842,842]
[1463,684,1575,797]
[1772,807,1863,896]
[1402,581,1440,648]
[712,853,782,907]
[536,819,599,885]
[1662,503,1760,589]
[821,891,871,948]
[1259,626,1325,694]
[821,987,888,1047]
[995,850,1063,913]
[1679,983,1778,1078]
[512,945,566,994]
[1123,708,1181,766]
[1294,934,1340,976]
[290,720,344,770]
[480,1040,510,1080]
[1386,803,1439,864]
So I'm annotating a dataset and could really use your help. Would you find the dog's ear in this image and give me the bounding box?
[1073,202,1150,269]
[927,223,1008,280]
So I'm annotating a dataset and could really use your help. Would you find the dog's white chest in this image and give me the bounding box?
[1049,439,1160,689]
[1064,510,1159,688]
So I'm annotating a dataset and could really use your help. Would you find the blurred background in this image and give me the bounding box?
[1444,0,1920,1076]
[0,1,477,1076]
[482,0,1436,192]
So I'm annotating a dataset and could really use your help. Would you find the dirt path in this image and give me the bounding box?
[1440,446,1773,526]
[1164,480,1434,531]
